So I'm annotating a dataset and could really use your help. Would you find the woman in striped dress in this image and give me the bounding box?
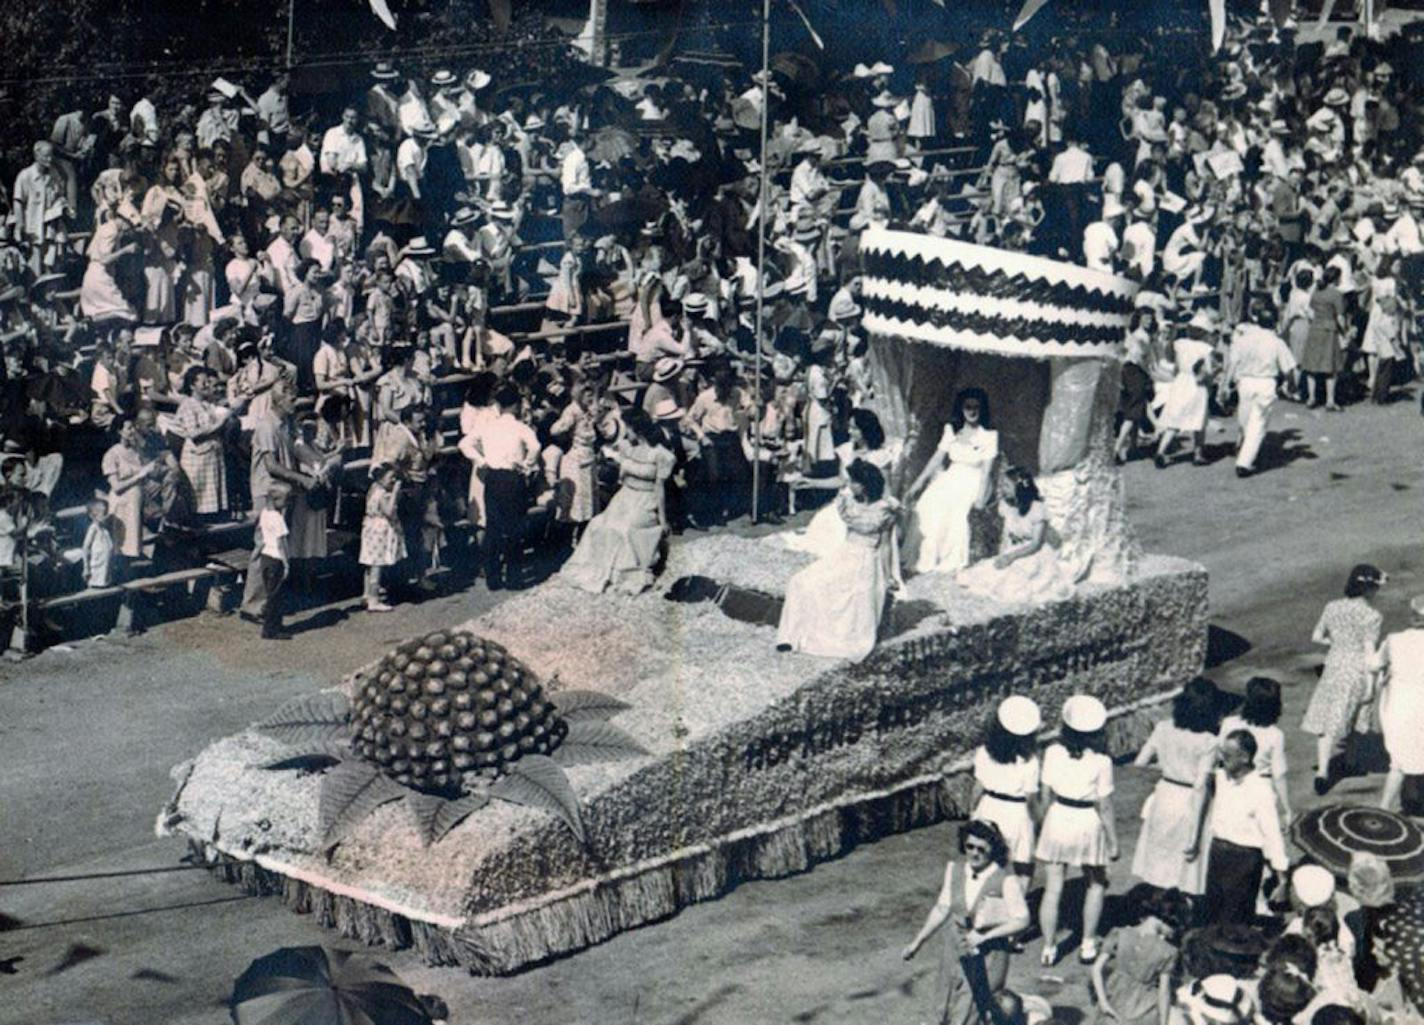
[172,366,238,520]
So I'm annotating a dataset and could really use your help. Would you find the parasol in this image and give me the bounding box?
[1291,804,1424,884]
[770,52,821,89]
[906,40,959,64]
[586,126,639,164]
[1375,888,1424,1015]
[230,946,433,1025]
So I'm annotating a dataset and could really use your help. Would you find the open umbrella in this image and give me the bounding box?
[587,126,639,164]
[1291,804,1424,884]
[230,946,433,1025]
[906,40,960,64]
[771,52,821,89]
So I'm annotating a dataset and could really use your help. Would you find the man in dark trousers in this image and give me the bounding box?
[457,385,538,589]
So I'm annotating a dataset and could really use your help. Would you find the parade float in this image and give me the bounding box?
[158,231,1208,975]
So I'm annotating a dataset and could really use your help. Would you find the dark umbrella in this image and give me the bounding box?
[771,52,821,89]
[230,946,433,1025]
[906,40,960,64]
[1291,805,1424,884]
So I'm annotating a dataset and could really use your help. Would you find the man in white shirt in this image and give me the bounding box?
[559,131,595,239]
[1049,133,1094,257]
[396,128,432,201]
[789,146,832,214]
[319,107,369,178]
[1121,206,1157,279]
[264,217,303,294]
[1082,195,1124,273]
[1193,730,1289,925]
[256,74,291,135]
[1220,320,1297,478]
[299,208,336,273]
[458,385,539,589]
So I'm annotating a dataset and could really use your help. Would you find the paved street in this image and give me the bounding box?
[3,395,1421,1025]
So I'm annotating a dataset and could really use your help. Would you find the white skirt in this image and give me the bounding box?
[1035,801,1107,867]
[1131,780,1207,894]
[974,793,1036,865]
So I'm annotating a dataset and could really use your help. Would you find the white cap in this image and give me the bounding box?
[998,696,1042,736]
[1292,864,1336,907]
[1061,694,1107,733]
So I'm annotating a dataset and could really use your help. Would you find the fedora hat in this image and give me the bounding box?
[652,357,685,382]
[1061,694,1107,733]
[998,695,1042,736]
[370,61,399,81]
[651,397,684,421]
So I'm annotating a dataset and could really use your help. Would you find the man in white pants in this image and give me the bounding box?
[1220,321,1298,478]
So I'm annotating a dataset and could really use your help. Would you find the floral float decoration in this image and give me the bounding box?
[254,629,647,850]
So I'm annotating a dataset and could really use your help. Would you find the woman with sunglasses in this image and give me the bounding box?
[902,819,1030,1025]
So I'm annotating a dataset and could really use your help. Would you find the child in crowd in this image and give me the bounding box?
[81,495,115,588]
[256,483,291,640]
[359,463,403,613]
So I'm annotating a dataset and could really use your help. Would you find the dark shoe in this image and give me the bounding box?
[238,611,260,625]
[776,643,792,653]
[1314,775,1330,796]
[1235,466,1252,478]
[1153,453,1169,469]
[262,629,293,641]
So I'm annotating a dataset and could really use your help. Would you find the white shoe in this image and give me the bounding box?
[365,600,393,612]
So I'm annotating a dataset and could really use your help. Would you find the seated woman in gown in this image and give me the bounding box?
[958,466,1087,604]
[560,407,676,596]
[907,388,998,576]
[781,408,897,559]
[776,460,902,662]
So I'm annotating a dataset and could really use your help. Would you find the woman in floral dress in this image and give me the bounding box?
[1303,564,1385,794]
[172,366,237,519]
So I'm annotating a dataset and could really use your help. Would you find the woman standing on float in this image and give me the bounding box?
[908,388,999,575]
[971,696,1042,880]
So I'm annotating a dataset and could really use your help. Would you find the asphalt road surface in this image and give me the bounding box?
[3,394,1420,1025]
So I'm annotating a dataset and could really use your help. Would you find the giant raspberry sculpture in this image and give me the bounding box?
[253,630,644,850]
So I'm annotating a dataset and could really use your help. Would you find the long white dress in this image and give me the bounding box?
[972,747,1041,864]
[776,493,899,661]
[1131,720,1217,894]
[913,424,998,575]
[780,445,895,559]
[1035,743,1114,867]
[1380,629,1424,775]
[1153,338,1213,433]
[957,500,1080,604]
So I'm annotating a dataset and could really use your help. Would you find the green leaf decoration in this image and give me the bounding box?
[406,791,491,847]
[489,755,586,845]
[317,761,404,849]
[548,689,631,721]
[552,720,648,767]
[257,742,350,772]
[255,691,352,747]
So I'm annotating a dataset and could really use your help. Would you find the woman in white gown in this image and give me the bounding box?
[776,460,901,661]
[909,388,998,575]
[959,467,1084,604]
[782,408,894,560]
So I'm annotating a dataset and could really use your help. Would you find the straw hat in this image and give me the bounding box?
[402,236,436,257]
[430,69,458,89]
[682,293,710,317]
[651,398,685,421]
[1221,82,1247,102]
[871,90,898,109]
[829,293,862,322]
[371,61,399,81]
[523,114,545,131]
[1324,87,1350,107]
[1291,864,1336,907]
[486,201,516,221]
[450,207,479,227]
[465,69,492,91]
[998,696,1042,736]
[1061,694,1107,733]
[652,357,685,383]
[869,61,894,76]
[1180,976,1252,1025]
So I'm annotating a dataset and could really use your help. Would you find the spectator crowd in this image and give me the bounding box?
[0,2,1421,639]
